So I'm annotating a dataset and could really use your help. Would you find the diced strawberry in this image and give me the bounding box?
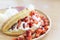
[18,37,24,40]
[40,28,46,34]
[41,29,46,34]
[28,22,33,28]
[30,10,36,16]
[35,28,42,33]
[40,15,49,26]
[44,19,49,22]
[40,15,44,19]
[44,26,48,31]
[12,38,18,40]
[17,20,21,29]
[42,16,47,20]
[35,33,40,38]
[26,30,32,37]
[26,36,32,40]
[35,28,43,38]
[44,19,49,26]
[23,33,26,37]
[30,12,34,16]
[24,17,28,22]
[45,22,49,26]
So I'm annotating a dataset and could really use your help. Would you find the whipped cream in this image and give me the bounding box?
[12,21,42,31]
[33,22,41,28]
[19,22,30,30]
[32,15,40,22]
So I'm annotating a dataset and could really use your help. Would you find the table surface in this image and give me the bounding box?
[0,0,60,40]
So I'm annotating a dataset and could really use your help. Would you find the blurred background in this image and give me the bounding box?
[0,0,60,40]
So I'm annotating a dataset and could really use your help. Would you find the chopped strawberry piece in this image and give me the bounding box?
[24,17,28,22]
[44,26,48,31]
[44,19,49,22]
[42,17,49,26]
[17,20,21,29]
[44,19,49,26]
[40,15,44,19]
[28,22,33,28]
[30,11,36,16]
[41,29,46,34]
[12,38,18,40]
[36,28,43,33]
[35,28,46,37]
[25,30,33,40]
[35,33,40,38]
[26,30,32,37]
[26,36,32,40]
[42,16,47,20]
[45,22,49,26]
[40,28,46,34]
[18,37,24,40]
[35,28,43,38]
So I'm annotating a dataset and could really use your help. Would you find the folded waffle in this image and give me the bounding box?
[2,8,31,36]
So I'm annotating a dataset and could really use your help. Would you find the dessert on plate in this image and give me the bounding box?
[0,7,50,40]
